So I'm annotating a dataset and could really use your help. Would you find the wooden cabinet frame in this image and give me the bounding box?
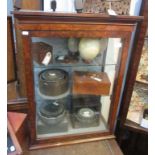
[118,0,148,134]
[13,11,143,149]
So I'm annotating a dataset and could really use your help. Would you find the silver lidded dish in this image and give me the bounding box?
[39,69,69,96]
[38,100,66,125]
[75,108,98,124]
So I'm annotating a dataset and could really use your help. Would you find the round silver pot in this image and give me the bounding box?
[75,108,98,124]
[39,69,69,96]
[38,110,66,125]
[38,101,66,125]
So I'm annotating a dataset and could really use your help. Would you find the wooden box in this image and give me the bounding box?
[72,71,111,95]
[32,42,53,65]
[7,112,27,155]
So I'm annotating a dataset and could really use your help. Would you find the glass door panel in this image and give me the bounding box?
[30,37,123,138]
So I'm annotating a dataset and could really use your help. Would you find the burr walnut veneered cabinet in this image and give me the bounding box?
[13,11,143,149]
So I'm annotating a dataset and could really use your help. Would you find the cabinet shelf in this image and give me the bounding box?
[37,114,109,139]
[37,88,70,100]
[124,119,148,134]
[33,63,118,69]
[135,79,148,85]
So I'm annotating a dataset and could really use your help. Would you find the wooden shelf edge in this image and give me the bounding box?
[124,120,148,134]
[12,10,144,21]
[135,80,148,85]
[7,98,28,111]
[8,97,28,104]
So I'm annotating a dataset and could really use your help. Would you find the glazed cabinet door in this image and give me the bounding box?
[14,11,141,147]
[31,37,120,139]
[21,28,131,145]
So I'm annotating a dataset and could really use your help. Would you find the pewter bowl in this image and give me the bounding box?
[39,69,69,96]
[75,108,97,124]
[38,101,66,125]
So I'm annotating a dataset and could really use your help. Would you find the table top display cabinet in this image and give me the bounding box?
[13,11,143,149]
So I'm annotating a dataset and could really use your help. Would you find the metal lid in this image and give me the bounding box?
[75,108,97,124]
[78,108,95,119]
[39,101,65,118]
[40,69,65,82]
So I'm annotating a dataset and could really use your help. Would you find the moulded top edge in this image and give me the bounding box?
[12,10,144,23]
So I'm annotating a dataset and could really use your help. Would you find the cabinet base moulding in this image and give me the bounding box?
[29,134,115,150]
